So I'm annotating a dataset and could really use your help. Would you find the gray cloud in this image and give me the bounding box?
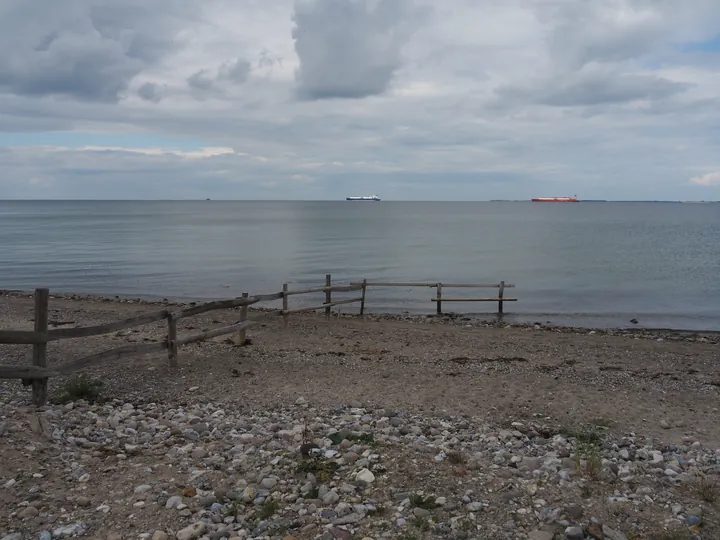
[137,82,164,103]
[0,0,197,102]
[218,59,252,83]
[187,70,216,92]
[292,0,427,99]
[498,68,691,107]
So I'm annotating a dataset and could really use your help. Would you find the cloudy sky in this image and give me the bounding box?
[1,0,720,201]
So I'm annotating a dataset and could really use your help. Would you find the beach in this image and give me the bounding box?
[1,293,719,539]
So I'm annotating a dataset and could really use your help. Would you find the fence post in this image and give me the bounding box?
[32,288,49,406]
[498,280,505,315]
[167,313,178,367]
[325,274,332,319]
[282,283,289,327]
[234,292,249,345]
[360,279,367,316]
[436,282,442,315]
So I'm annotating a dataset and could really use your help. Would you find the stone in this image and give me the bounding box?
[333,512,362,525]
[107,533,123,540]
[1,534,22,540]
[586,523,604,540]
[409,507,429,519]
[528,532,554,540]
[166,496,182,509]
[520,457,542,471]
[176,523,207,540]
[76,496,91,507]
[356,469,375,484]
[659,419,671,429]
[602,525,629,540]
[323,490,340,505]
[465,502,483,512]
[261,477,277,489]
[19,505,40,518]
[565,526,584,540]
[52,523,87,538]
[565,505,583,520]
[134,484,152,494]
[152,532,169,540]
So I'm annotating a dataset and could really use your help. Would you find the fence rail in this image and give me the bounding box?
[1,275,517,405]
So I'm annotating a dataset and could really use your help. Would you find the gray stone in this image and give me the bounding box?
[332,512,362,525]
[166,496,182,509]
[134,484,152,494]
[323,490,340,505]
[565,505,584,519]
[520,457,542,471]
[413,507,431,518]
[40,532,52,540]
[76,496,91,507]
[390,417,403,427]
[151,532,169,540]
[528,532,554,540]
[1,534,23,540]
[602,525,629,540]
[52,523,87,538]
[261,477,277,489]
[176,523,207,540]
[19,505,39,518]
[465,502,483,512]
[565,526,584,540]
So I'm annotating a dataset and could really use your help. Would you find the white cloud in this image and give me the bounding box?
[690,171,720,186]
[1,0,720,199]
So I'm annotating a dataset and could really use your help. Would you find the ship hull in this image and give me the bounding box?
[346,197,381,201]
[531,197,579,202]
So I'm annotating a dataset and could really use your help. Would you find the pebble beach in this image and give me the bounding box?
[1,293,719,540]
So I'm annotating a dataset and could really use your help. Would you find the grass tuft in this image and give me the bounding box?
[409,492,439,510]
[258,499,279,520]
[51,374,105,404]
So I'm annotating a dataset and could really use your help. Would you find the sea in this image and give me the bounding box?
[1,200,719,331]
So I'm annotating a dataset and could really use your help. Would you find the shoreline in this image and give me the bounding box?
[2,288,719,343]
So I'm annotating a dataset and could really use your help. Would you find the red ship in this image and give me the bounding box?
[531,196,580,202]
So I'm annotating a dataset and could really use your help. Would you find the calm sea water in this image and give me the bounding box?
[1,200,719,330]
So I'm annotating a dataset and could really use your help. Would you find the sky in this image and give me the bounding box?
[1,0,720,201]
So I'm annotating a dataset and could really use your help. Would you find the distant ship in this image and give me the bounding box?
[346,195,381,201]
[531,196,580,202]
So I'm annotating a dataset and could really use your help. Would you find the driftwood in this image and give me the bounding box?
[48,310,169,340]
[175,321,255,346]
[0,365,58,380]
[57,341,168,375]
[353,281,515,288]
[174,292,283,319]
[0,330,48,345]
[284,285,361,296]
[282,297,363,315]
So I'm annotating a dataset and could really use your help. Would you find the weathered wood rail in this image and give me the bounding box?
[0,275,517,405]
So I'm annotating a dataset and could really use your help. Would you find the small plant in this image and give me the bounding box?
[589,417,613,428]
[447,451,465,465]
[409,493,438,510]
[694,473,717,503]
[307,487,319,499]
[412,516,430,531]
[457,518,475,532]
[51,374,104,404]
[367,505,388,517]
[258,499,279,520]
[328,431,375,445]
[296,458,339,483]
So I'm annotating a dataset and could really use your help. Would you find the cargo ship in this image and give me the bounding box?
[346,195,381,201]
[531,196,579,202]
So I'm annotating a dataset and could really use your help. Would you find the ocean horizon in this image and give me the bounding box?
[1,199,719,331]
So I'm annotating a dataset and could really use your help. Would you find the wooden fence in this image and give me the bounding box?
[0,275,516,406]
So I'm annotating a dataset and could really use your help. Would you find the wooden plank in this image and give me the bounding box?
[0,365,59,380]
[233,292,249,346]
[174,292,283,319]
[176,321,256,346]
[353,281,515,288]
[325,274,332,319]
[436,283,442,315]
[282,284,289,327]
[167,313,178,367]
[57,341,168,375]
[0,330,47,344]
[282,297,363,315]
[284,284,361,296]
[360,279,367,316]
[498,280,505,315]
[48,310,169,340]
[431,298,518,302]
[32,288,49,406]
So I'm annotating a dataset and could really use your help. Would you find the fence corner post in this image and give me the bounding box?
[167,313,178,367]
[360,279,367,316]
[498,280,505,315]
[31,288,49,407]
[233,292,249,346]
[282,284,289,327]
[325,274,332,319]
[436,282,443,315]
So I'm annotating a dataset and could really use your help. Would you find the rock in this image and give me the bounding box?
[19,505,39,518]
[466,502,483,512]
[1,534,22,540]
[586,523,604,539]
[686,516,702,527]
[166,495,182,509]
[40,532,52,540]
[76,496,91,507]
[261,477,277,489]
[343,452,359,464]
[52,523,87,538]
[659,419,671,429]
[333,512,362,525]
[413,507,431,518]
[565,505,583,520]
[176,523,207,540]
[520,457,542,471]
[134,484,152,494]
[602,525,629,540]
[323,490,340,505]
[356,468,375,484]
[528,532,554,540]
[152,532,169,540]
[107,534,122,540]
[565,526,584,540]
